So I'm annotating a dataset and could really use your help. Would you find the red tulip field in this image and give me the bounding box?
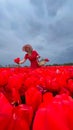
[0,66,73,130]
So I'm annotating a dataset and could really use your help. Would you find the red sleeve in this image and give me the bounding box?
[24,54,28,59]
[33,50,40,57]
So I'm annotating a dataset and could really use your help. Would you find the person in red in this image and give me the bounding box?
[18,44,40,69]
[14,44,49,69]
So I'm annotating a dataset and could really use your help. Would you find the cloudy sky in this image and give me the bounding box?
[0,0,73,66]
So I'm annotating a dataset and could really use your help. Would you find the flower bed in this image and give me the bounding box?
[0,66,73,130]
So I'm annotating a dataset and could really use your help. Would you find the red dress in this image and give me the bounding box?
[24,50,40,69]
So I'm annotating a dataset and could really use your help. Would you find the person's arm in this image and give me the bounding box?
[38,58,49,66]
[19,53,28,64]
[19,58,27,64]
[38,60,46,66]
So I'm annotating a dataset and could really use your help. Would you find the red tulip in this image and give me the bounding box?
[25,87,42,112]
[44,58,49,62]
[14,57,20,64]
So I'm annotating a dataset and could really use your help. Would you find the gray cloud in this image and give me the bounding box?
[54,45,73,64]
[0,0,73,65]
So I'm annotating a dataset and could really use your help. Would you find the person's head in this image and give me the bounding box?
[22,44,33,53]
